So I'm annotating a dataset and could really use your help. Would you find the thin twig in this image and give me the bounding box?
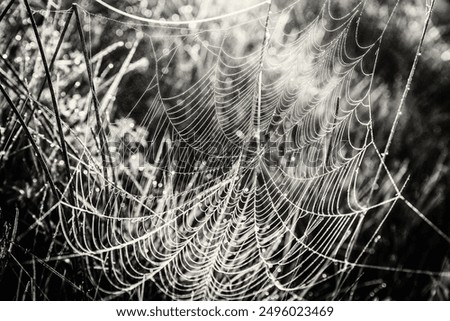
[0,82,60,198]
[22,0,72,186]
[0,0,15,24]
[73,3,115,205]
[367,0,436,203]
[255,0,272,159]
[36,8,74,101]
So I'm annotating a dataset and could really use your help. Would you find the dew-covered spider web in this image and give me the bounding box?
[2,0,448,300]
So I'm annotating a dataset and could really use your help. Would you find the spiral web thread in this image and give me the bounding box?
[3,0,448,300]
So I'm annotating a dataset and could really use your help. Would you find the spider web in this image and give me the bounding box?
[3,0,448,300]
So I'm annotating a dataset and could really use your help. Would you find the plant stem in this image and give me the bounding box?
[22,0,72,186]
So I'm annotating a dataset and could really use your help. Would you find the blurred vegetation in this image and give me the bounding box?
[0,0,449,300]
